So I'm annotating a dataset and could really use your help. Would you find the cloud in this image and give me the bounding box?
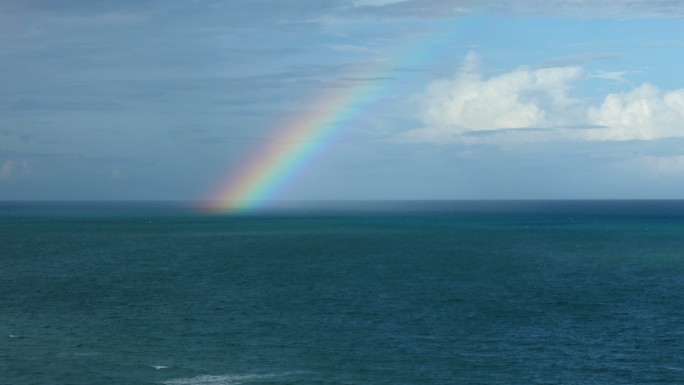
[540,52,625,67]
[499,0,684,19]
[631,155,684,176]
[351,0,407,6]
[43,11,147,29]
[591,70,630,83]
[347,0,475,18]
[345,0,684,19]
[329,44,380,54]
[400,53,584,142]
[0,160,30,182]
[400,53,684,144]
[587,84,684,140]
[0,161,15,181]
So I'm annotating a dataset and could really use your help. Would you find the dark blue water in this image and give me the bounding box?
[2,201,684,384]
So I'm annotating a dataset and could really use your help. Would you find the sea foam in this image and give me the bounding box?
[161,373,282,385]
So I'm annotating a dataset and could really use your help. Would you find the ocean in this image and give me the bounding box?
[2,200,684,384]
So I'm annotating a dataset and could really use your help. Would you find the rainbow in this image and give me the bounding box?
[201,20,461,214]
[202,59,390,213]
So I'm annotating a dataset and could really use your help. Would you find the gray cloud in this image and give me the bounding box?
[5,0,684,38]
[347,0,477,18]
[346,0,684,19]
[493,0,684,18]
[6,0,338,26]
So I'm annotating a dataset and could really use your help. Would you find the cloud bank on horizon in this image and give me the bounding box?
[2,0,684,201]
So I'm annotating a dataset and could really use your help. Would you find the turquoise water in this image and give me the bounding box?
[2,201,684,384]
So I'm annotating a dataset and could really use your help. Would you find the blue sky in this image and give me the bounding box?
[2,0,684,201]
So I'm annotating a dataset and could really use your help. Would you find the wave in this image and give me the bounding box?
[161,372,303,385]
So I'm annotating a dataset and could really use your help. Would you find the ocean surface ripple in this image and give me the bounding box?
[2,200,684,384]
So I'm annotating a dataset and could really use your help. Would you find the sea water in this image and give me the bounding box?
[2,200,684,384]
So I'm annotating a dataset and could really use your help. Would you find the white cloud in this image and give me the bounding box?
[587,84,684,140]
[0,160,31,182]
[400,54,684,144]
[0,160,16,181]
[401,53,583,142]
[592,70,629,83]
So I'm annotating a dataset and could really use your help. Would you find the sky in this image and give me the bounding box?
[2,0,684,205]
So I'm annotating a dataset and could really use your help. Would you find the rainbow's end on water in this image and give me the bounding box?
[197,199,258,215]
